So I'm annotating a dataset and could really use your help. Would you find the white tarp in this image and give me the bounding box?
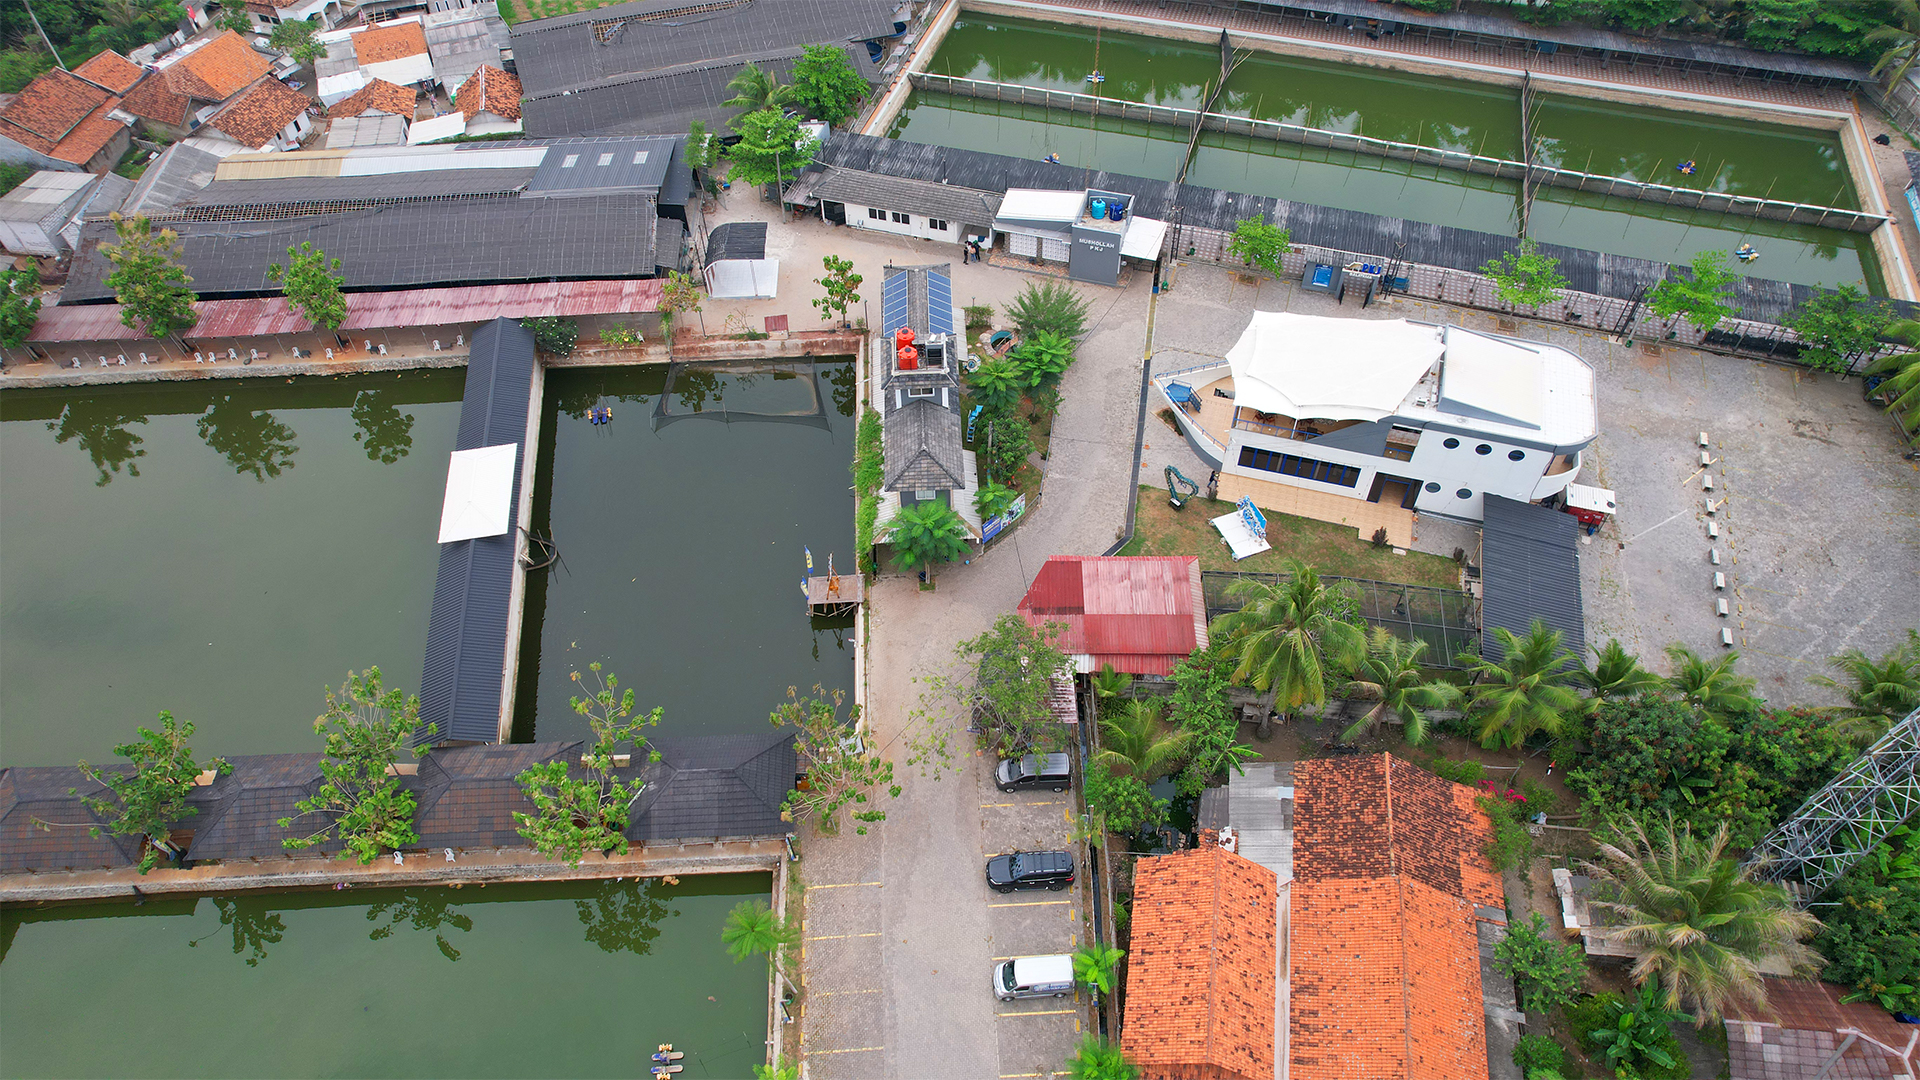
[405,113,467,145]
[705,258,780,299]
[1211,508,1271,561]
[996,187,1083,225]
[1120,215,1167,260]
[437,444,517,543]
[317,69,368,105]
[1225,311,1444,423]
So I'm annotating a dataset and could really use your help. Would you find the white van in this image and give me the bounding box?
[993,954,1075,1001]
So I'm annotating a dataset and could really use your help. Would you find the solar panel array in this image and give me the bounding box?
[881,270,911,337]
[926,271,954,336]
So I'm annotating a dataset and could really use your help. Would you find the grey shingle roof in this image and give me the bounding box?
[417,317,536,747]
[705,220,765,264]
[811,167,1002,228]
[1479,495,1585,667]
[61,193,663,301]
[626,731,796,842]
[883,398,965,491]
[186,754,336,862]
[0,766,139,872]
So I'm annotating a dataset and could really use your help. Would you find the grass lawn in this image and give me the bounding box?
[1115,484,1460,589]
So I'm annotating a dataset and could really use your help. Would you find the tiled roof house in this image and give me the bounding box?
[1122,843,1279,1080]
[1290,754,1505,1080]
[328,78,416,120]
[121,31,275,135]
[71,50,147,95]
[204,79,314,152]
[352,20,434,85]
[454,65,521,136]
[0,67,133,174]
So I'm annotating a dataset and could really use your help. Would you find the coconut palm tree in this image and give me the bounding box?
[1864,321,1920,436]
[1210,560,1368,737]
[1338,627,1461,746]
[1458,620,1584,750]
[1868,0,1920,88]
[1094,698,1191,780]
[1665,644,1761,717]
[886,500,969,582]
[1089,663,1133,717]
[722,62,792,122]
[1578,638,1663,702]
[1809,629,1920,746]
[1582,814,1822,1023]
[721,899,798,962]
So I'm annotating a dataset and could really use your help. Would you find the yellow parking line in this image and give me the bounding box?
[810,881,882,889]
[811,1046,884,1055]
[989,899,1071,908]
[998,1009,1079,1018]
[806,932,881,941]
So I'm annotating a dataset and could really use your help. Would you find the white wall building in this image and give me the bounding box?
[1155,312,1597,524]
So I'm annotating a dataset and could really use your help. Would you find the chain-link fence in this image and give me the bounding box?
[1202,569,1478,666]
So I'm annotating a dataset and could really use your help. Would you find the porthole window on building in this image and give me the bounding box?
[1509,450,1525,461]
[1443,437,1460,449]
[1456,488,1472,500]
[1475,444,1492,455]
[1424,482,1441,493]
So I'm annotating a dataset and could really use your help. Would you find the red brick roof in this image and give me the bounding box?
[206,80,310,150]
[72,50,145,95]
[164,31,272,103]
[455,65,521,122]
[0,68,112,154]
[119,70,190,126]
[352,21,429,65]
[1290,754,1503,1080]
[1016,556,1206,676]
[49,97,129,166]
[328,78,415,119]
[1122,844,1278,1080]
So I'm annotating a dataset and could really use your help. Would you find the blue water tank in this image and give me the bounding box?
[1110,201,1127,221]
[1090,198,1107,220]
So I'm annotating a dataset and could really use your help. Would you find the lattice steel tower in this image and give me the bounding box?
[1748,707,1920,902]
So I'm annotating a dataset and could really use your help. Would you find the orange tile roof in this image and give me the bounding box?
[1121,845,1277,1080]
[72,50,145,95]
[0,68,112,153]
[455,65,521,122]
[165,31,272,103]
[49,97,130,165]
[119,70,190,126]
[207,79,310,150]
[328,79,416,119]
[353,22,430,65]
[1290,754,1502,1080]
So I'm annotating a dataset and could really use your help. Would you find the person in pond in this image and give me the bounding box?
[1735,244,1760,263]
[1677,160,1697,175]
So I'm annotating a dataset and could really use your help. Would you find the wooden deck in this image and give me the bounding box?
[806,573,865,613]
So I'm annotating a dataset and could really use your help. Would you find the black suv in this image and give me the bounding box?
[986,850,1075,893]
[994,752,1071,793]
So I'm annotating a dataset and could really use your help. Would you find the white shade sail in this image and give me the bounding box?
[437,444,517,544]
[1225,312,1444,422]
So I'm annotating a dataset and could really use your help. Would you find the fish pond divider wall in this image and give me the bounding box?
[1201,569,1477,667]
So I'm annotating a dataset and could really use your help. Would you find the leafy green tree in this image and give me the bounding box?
[1583,814,1822,1022]
[1495,912,1588,1014]
[812,254,862,326]
[974,479,1017,521]
[721,62,792,121]
[1210,560,1367,736]
[1338,627,1461,745]
[1788,283,1892,374]
[753,1065,800,1080]
[1003,279,1090,340]
[788,44,866,126]
[520,315,578,357]
[1512,1033,1566,1078]
[73,712,229,873]
[721,898,798,961]
[1817,825,1920,1016]
[101,212,197,338]
[1664,643,1760,717]
[211,7,252,35]
[1480,237,1568,310]
[1094,699,1191,780]
[1168,647,1255,796]
[0,261,42,347]
[1010,330,1074,388]
[886,499,968,579]
[661,268,704,336]
[684,119,721,193]
[1809,629,1920,741]
[1064,1036,1137,1080]
[1226,217,1291,278]
[268,17,323,64]
[1073,944,1125,995]
[1459,620,1584,749]
[514,663,663,865]
[773,684,898,835]
[1577,638,1662,701]
[725,107,816,190]
[966,357,1025,413]
[1648,250,1740,332]
[279,667,433,864]
[1587,983,1692,1074]
[266,241,347,330]
[1084,769,1167,836]
[939,614,1071,758]
[0,51,57,96]
[980,411,1034,487]
[1867,0,1920,84]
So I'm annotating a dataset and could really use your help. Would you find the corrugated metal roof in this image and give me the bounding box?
[1479,495,1585,666]
[25,279,662,343]
[1019,556,1205,675]
[416,317,536,745]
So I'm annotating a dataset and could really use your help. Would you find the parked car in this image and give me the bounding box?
[993,954,1075,1001]
[994,752,1070,793]
[985,850,1074,893]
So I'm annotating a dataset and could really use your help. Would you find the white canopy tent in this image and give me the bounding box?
[1225,312,1444,422]
[704,258,780,299]
[437,444,518,544]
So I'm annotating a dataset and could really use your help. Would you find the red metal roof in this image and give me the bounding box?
[29,280,663,343]
[1017,556,1206,676]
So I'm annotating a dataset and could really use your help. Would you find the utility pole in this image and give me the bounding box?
[24,0,67,70]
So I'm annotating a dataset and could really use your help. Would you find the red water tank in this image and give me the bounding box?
[897,345,918,369]
[895,327,916,348]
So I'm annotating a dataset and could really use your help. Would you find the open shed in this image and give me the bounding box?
[702,221,777,299]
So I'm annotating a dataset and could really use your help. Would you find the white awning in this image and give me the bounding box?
[405,113,467,145]
[1120,215,1167,260]
[1225,311,1444,423]
[1439,326,1544,429]
[704,258,780,299]
[437,444,517,543]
